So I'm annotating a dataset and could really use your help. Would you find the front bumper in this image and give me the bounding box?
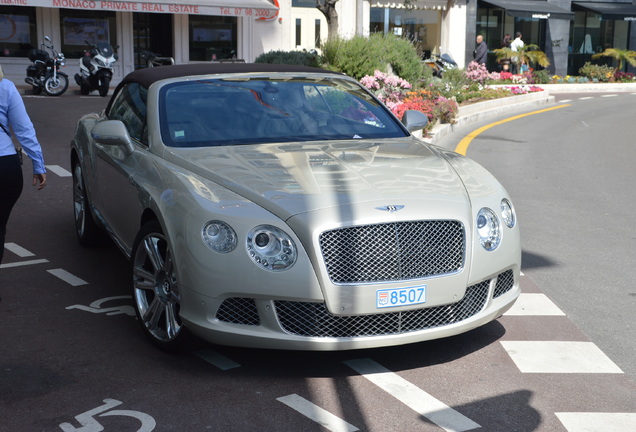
[179,268,519,351]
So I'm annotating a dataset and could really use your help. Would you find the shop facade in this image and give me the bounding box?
[0,0,284,84]
[471,0,636,76]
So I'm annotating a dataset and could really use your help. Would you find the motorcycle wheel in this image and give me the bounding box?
[44,73,69,96]
[32,85,42,95]
[98,75,111,97]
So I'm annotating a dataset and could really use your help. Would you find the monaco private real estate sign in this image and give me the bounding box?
[0,0,279,18]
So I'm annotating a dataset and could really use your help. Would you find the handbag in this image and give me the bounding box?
[0,121,22,164]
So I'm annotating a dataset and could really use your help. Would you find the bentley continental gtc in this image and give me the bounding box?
[70,64,521,350]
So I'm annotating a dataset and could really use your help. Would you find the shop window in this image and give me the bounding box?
[59,9,116,59]
[189,15,237,61]
[296,19,302,47]
[568,11,629,74]
[0,7,37,58]
[370,7,441,58]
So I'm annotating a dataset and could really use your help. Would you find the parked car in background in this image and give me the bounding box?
[70,63,521,351]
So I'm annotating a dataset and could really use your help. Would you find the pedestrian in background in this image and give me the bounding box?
[474,34,489,67]
[500,33,512,72]
[0,64,47,266]
[510,32,524,74]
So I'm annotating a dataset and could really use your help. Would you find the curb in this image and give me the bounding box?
[424,82,636,146]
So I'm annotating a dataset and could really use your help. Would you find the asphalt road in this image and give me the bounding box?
[436,91,636,379]
[1,91,635,432]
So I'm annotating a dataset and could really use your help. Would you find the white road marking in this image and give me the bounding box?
[193,349,241,370]
[3,242,35,257]
[601,94,618,98]
[556,412,636,432]
[501,341,623,373]
[0,258,49,269]
[579,97,594,100]
[344,358,480,432]
[47,268,88,286]
[277,394,359,432]
[504,293,565,316]
[45,164,72,177]
[559,99,572,103]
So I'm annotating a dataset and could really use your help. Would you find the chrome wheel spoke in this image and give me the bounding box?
[143,296,164,331]
[132,266,157,290]
[143,237,164,274]
[165,303,180,340]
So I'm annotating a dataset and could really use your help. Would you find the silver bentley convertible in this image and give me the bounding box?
[71,63,521,350]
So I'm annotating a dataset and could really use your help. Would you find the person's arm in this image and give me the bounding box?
[6,81,46,175]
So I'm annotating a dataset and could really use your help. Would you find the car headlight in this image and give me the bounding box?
[500,198,516,228]
[477,208,501,251]
[202,221,237,253]
[246,225,297,271]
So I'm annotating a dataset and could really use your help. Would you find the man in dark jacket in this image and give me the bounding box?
[474,35,488,67]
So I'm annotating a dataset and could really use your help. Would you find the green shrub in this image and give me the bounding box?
[255,50,320,67]
[578,62,614,82]
[322,33,422,82]
[532,69,551,84]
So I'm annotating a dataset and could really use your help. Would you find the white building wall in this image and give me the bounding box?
[442,0,467,68]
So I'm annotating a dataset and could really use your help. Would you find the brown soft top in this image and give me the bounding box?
[116,63,343,90]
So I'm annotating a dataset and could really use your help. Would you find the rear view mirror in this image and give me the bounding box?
[402,110,429,133]
[91,120,134,156]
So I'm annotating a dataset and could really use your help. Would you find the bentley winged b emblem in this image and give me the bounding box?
[376,205,405,213]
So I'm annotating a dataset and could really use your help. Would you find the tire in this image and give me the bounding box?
[72,163,104,246]
[44,73,69,96]
[32,85,42,95]
[98,75,111,97]
[131,221,185,350]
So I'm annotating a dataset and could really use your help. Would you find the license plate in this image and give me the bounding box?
[376,285,426,309]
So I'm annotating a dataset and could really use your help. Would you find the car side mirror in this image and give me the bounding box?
[402,110,429,133]
[91,120,134,156]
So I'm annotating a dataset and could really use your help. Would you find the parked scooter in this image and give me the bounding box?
[423,53,458,78]
[75,41,119,97]
[140,50,174,67]
[25,36,69,96]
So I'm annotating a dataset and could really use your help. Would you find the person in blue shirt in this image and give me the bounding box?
[0,65,47,265]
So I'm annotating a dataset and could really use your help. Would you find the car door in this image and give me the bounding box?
[92,83,149,253]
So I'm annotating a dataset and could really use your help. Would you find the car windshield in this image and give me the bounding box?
[158,76,408,147]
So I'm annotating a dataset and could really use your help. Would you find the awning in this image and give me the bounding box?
[481,0,574,20]
[371,1,450,10]
[572,2,636,21]
[5,0,279,18]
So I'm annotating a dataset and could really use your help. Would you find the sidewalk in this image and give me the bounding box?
[425,82,636,145]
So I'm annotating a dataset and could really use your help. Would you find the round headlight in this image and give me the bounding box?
[500,198,516,228]
[477,208,501,251]
[247,225,297,271]
[202,221,237,253]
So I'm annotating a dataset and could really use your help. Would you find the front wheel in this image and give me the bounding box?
[131,221,185,350]
[98,75,111,97]
[72,162,105,246]
[44,73,69,96]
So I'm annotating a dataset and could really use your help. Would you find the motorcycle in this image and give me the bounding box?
[423,53,458,78]
[140,50,174,67]
[75,41,119,97]
[25,36,69,96]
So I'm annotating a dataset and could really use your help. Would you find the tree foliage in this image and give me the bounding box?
[322,33,423,82]
[592,48,636,74]
[493,44,550,71]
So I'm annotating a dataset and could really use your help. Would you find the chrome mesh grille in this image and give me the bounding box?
[216,298,260,326]
[319,220,465,284]
[275,280,490,338]
[493,269,515,298]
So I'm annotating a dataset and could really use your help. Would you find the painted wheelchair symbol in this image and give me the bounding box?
[59,398,156,431]
[66,296,135,317]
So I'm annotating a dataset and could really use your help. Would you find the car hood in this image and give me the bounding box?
[163,138,470,221]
